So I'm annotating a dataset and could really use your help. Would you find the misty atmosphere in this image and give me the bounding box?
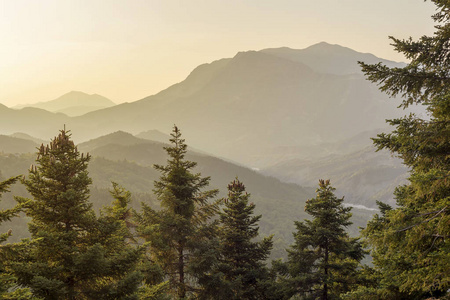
[0,1,448,299]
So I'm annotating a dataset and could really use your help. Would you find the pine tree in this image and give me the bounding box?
[354,1,450,297]
[136,125,220,299]
[10,129,142,299]
[204,178,273,300]
[282,180,364,300]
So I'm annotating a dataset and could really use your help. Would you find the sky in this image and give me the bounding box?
[0,0,438,107]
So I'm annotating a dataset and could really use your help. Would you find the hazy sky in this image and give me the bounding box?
[0,0,437,106]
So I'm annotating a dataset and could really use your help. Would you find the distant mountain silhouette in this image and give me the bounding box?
[0,135,39,154]
[263,143,408,208]
[9,132,47,145]
[13,91,115,117]
[135,130,171,144]
[78,131,157,153]
[0,106,69,138]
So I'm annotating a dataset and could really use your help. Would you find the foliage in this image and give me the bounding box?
[201,178,273,299]
[0,176,38,299]
[0,176,21,244]
[10,129,143,299]
[136,125,220,299]
[356,0,450,297]
[281,180,364,300]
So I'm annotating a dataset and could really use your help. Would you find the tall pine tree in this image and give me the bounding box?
[282,180,364,300]
[352,1,450,297]
[10,128,143,299]
[137,125,220,299]
[203,178,273,300]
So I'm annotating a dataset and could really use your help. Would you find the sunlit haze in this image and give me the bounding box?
[0,0,437,106]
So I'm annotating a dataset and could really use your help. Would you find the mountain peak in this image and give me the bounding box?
[78,130,146,153]
[304,42,369,57]
[66,90,88,96]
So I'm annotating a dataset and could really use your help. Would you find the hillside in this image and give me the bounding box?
[0,135,39,154]
[263,145,408,208]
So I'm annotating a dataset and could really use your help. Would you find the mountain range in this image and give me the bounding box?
[0,42,414,222]
[1,43,406,162]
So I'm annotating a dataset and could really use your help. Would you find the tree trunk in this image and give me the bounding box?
[323,243,328,300]
[178,246,185,299]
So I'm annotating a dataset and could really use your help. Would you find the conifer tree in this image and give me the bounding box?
[205,178,273,300]
[137,125,220,299]
[351,1,450,297]
[10,129,142,299]
[282,180,364,300]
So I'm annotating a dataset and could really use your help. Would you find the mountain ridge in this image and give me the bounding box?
[12,91,115,117]
[261,42,406,75]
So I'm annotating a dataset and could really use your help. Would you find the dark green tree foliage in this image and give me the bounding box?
[0,176,20,244]
[137,125,219,299]
[0,176,36,299]
[355,1,450,297]
[283,180,364,300]
[205,178,273,300]
[11,129,142,299]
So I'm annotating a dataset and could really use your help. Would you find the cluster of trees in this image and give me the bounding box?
[1,0,449,299]
[0,126,364,299]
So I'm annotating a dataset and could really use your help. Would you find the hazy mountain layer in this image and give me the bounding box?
[135,130,171,144]
[13,91,115,117]
[0,104,69,137]
[0,135,39,154]
[9,133,47,145]
[263,144,409,208]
